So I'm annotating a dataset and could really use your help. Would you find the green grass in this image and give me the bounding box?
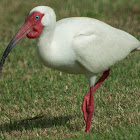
[0,0,140,139]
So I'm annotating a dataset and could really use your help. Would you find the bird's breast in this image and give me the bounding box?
[36,38,85,74]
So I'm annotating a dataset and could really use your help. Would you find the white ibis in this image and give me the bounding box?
[0,6,139,132]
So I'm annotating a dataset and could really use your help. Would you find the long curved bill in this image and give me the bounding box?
[0,21,31,77]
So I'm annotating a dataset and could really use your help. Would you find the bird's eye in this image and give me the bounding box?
[35,16,40,20]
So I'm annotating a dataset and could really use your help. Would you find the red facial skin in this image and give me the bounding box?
[26,12,44,39]
[0,12,44,75]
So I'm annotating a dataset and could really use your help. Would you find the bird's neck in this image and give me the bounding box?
[40,17,56,40]
[36,22,56,66]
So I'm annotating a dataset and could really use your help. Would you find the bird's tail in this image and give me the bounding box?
[134,40,140,51]
[131,43,140,52]
[136,47,140,51]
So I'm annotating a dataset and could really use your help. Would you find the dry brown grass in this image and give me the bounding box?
[0,0,139,139]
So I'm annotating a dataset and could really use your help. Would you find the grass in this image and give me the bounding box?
[0,0,140,139]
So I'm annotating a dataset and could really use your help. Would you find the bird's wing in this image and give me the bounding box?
[72,25,139,74]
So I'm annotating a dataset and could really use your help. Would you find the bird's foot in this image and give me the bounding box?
[82,91,94,132]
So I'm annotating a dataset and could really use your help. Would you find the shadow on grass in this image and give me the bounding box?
[0,114,73,133]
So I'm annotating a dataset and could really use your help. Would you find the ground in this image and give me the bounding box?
[0,0,139,139]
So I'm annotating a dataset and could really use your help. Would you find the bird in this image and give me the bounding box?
[0,6,139,132]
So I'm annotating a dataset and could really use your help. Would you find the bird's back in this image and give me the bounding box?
[40,17,139,75]
[53,17,140,74]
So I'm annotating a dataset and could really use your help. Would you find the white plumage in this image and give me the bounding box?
[32,6,139,85]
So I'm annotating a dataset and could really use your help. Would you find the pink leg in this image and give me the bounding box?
[82,68,110,132]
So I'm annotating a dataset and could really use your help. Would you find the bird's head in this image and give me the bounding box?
[0,6,56,77]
